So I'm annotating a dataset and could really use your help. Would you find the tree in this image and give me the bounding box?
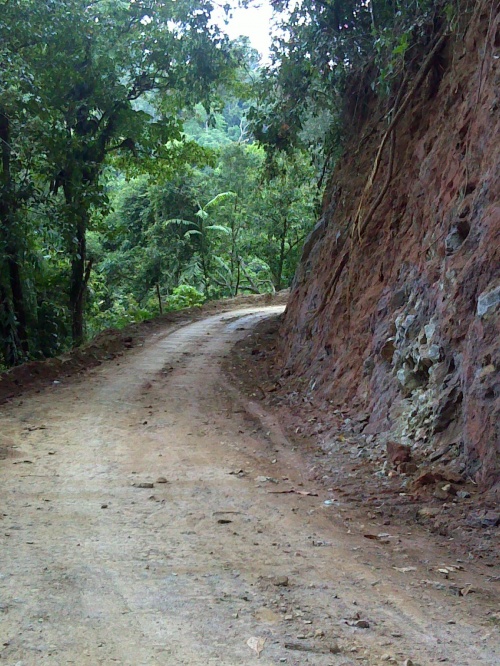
[0,106,30,364]
[165,192,236,297]
[91,171,201,316]
[0,0,49,363]
[189,142,266,296]
[252,151,319,290]
[1,8,326,364]
[2,0,239,347]
[250,0,450,166]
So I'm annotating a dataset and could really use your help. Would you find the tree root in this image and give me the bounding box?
[314,30,449,318]
[355,30,449,239]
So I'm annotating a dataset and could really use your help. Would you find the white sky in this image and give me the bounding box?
[214,1,274,61]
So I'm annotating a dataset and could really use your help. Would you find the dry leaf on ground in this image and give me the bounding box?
[247,636,266,657]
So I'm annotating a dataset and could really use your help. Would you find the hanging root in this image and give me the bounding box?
[357,126,396,239]
[315,30,449,317]
[355,30,449,240]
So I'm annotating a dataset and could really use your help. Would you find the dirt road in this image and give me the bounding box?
[0,307,498,665]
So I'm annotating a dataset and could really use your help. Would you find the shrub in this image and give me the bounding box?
[167,285,205,310]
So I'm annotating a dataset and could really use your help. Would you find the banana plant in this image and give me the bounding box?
[164,191,236,297]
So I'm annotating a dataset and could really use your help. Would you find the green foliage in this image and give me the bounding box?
[0,0,241,362]
[250,0,455,164]
[0,0,334,366]
[86,122,318,328]
[250,151,319,290]
[167,285,206,311]
[88,293,153,337]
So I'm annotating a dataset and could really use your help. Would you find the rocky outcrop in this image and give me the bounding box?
[281,2,499,493]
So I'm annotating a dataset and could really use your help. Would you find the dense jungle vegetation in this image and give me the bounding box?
[1,0,458,367]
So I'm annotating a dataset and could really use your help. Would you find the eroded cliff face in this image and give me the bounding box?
[281,3,500,493]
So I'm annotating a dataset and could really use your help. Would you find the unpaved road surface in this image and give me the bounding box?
[0,308,498,665]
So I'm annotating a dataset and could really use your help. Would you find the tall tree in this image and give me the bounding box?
[251,0,450,163]
[253,151,319,290]
[0,0,45,363]
[2,0,238,346]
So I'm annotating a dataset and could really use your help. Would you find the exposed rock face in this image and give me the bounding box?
[281,3,500,493]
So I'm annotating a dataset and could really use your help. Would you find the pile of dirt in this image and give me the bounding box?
[0,291,288,405]
[279,2,499,494]
[225,314,499,567]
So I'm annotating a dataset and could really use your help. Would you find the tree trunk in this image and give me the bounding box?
[200,252,210,298]
[199,221,211,298]
[234,260,240,297]
[7,252,29,354]
[0,284,18,366]
[156,283,163,314]
[69,216,88,347]
[0,109,29,359]
[62,98,122,346]
[276,217,288,292]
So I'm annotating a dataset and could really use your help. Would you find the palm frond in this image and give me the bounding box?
[204,191,236,209]
[206,224,231,234]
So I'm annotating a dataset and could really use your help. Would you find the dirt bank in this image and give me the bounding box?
[226,314,499,568]
[280,1,500,494]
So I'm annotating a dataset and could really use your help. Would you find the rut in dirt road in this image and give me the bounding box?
[0,307,498,666]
